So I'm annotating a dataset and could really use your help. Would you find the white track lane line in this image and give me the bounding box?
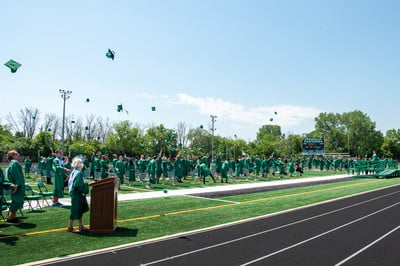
[335,224,400,266]
[184,194,240,204]
[241,202,400,266]
[143,191,400,265]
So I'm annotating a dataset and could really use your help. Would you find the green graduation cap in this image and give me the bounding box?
[32,116,36,120]
[106,49,115,60]
[85,126,89,130]
[47,128,52,132]
[86,98,90,103]
[4,59,22,73]
[270,118,273,122]
[200,125,204,129]
[117,104,123,112]
[274,111,278,115]
[71,120,75,123]
[151,106,156,111]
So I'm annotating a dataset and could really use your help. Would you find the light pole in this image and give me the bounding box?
[234,134,237,160]
[59,89,72,156]
[210,115,217,163]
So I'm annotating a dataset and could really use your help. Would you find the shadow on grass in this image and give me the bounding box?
[0,234,19,246]
[0,222,37,246]
[77,227,138,238]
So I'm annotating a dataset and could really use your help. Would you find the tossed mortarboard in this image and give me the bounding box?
[86,98,90,103]
[270,118,273,122]
[85,126,89,130]
[200,125,204,129]
[106,49,115,60]
[117,104,123,112]
[71,120,75,123]
[274,111,278,115]
[4,59,22,73]
[47,128,52,132]
[32,116,36,120]
[151,106,156,111]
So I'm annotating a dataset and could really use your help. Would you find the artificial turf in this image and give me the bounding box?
[1,176,399,265]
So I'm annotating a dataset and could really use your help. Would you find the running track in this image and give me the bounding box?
[41,184,400,266]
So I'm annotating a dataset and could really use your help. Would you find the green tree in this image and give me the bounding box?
[315,110,383,156]
[104,120,140,155]
[187,127,212,155]
[381,129,400,159]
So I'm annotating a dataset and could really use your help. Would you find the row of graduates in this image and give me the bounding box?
[84,152,297,187]
[294,155,398,174]
[24,150,398,190]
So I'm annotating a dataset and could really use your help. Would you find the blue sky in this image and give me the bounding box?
[2,0,399,141]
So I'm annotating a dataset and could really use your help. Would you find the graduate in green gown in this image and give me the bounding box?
[128,157,136,185]
[23,156,32,178]
[67,156,89,232]
[115,155,126,187]
[220,159,230,183]
[52,149,71,207]
[5,150,25,224]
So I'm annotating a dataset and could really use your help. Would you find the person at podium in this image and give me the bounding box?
[67,156,89,232]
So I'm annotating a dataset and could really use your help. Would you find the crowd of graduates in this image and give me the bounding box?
[28,150,399,190]
[2,148,398,229]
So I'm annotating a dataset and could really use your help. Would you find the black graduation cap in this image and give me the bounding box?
[71,120,75,123]
[4,59,22,73]
[106,49,115,60]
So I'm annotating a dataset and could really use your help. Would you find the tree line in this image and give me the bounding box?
[1,107,400,161]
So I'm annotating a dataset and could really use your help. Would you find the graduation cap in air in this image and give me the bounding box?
[4,59,22,73]
[200,125,204,129]
[151,106,156,111]
[71,120,75,124]
[117,104,123,112]
[274,111,278,115]
[86,98,90,103]
[32,116,36,120]
[106,49,115,60]
[47,128,52,132]
[85,126,89,130]
[270,118,273,122]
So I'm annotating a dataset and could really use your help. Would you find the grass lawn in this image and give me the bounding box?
[1,176,399,265]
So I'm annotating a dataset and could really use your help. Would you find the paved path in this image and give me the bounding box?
[58,174,353,205]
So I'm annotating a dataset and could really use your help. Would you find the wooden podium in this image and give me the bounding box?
[89,177,118,233]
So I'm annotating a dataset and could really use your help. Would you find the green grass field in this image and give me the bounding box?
[1,175,399,265]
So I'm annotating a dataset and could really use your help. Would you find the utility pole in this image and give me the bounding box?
[59,89,72,157]
[210,115,217,164]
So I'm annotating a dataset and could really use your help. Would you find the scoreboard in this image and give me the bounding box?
[302,137,324,155]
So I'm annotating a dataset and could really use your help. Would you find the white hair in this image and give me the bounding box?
[71,156,84,169]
